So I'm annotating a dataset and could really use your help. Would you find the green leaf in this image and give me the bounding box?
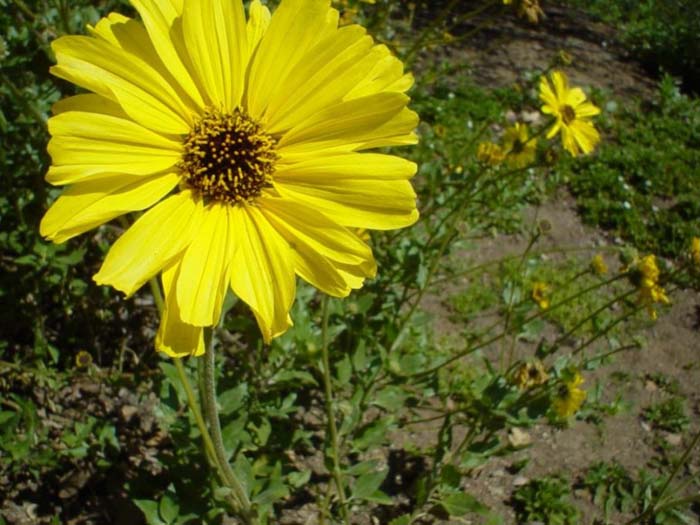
[438,492,488,517]
[351,470,387,501]
[218,384,248,416]
[134,500,166,525]
[158,493,179,524]
[389,515,411,525]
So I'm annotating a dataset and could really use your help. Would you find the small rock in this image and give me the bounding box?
[645,380,658,392]
[508,428,532,448]
[120,405,138,422]
[513,475,530,487]
[641,421,651,432]
[665,433,682,446]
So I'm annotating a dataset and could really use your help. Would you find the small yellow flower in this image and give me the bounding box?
[629,255,670,320]
[553,371,586,418]
[557,50,573,66]
[539,70,600,156]
[504,0,544,22]
[691,237,700,266]
[477,142,505,165]
[590,253,608,275]
[75,350,93,368]
[502,122,536,168]
[513,360,548,389]
[532,281,550,310]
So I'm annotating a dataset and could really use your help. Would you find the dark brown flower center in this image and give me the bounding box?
[180,108,278,204]
[561,105,576,125]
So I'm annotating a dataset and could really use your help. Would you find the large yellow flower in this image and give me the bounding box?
[539,70,600,156]
[40,0,419,356]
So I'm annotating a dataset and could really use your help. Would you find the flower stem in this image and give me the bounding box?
[319,296,350,523]
[201,330,254,522]
[147,277,245,518]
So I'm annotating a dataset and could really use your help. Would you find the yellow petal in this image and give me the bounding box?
[47,109,182,185]
[276,178,418,230]
[550,70,568,102]
[229,205,296,343]
[344,47,411,100]
[278,92,413,150]
[176,203,232,326]
[130,0,205,109]
[274,153,418,229]
[156,259,205,357]
[245,0,332,119]
[263,26,371,132]
[94,190,202,297]
[51,34,191,134]
[51,93,125,116]
[570,119,600,155]
[539,76,558,109]
[247,0,271,52]
[182,0,247,109]
[575,100,600,118]
[260,196,375,296]
[40,172,179,243]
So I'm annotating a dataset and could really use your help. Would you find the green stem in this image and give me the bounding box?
[319,296,350,523]
[147,277,241,516]
[403,273,627,379]
[201,330,254,522]
[623,428,700,525]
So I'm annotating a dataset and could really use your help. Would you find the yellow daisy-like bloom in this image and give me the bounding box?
[590,253,608,276]
[40,0,419,357]
[628,255,670,320]
[502,122,536,168]
[539,70,600,157]
[75,350,93,368]
[552,371,586,418]
[513,360,548,390]
[691,237,700,266]
[477,142,505,165]
[531,281,550,310]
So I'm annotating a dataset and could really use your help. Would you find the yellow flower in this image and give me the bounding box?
[553,371,586,418]
[539,70,600,156]
[629,255,670,320]
[531,281,550,310]
[513,360,548,389]
[590,253,608,275]
[75,350,93,368]
[691,237,700,266]
[40,0,419,357]
[502,122,536,168]
[477,142,505,165]
[503,0,544,22]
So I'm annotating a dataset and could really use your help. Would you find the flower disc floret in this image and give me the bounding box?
[180,108,278,204]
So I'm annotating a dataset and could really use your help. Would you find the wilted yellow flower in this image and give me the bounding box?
[553,371,586,418]
[539,70,600,156]
[503,0,544,22]
[628,255,670,320]
[477,142,505,165]
[40,0,419,356]
[691,237,700,266]
[75,350,93,368]
[513,360,548,389]
[590,253,608,275]
[502,122,536,168]
[557,50,573,66]
[532,281,550,310]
